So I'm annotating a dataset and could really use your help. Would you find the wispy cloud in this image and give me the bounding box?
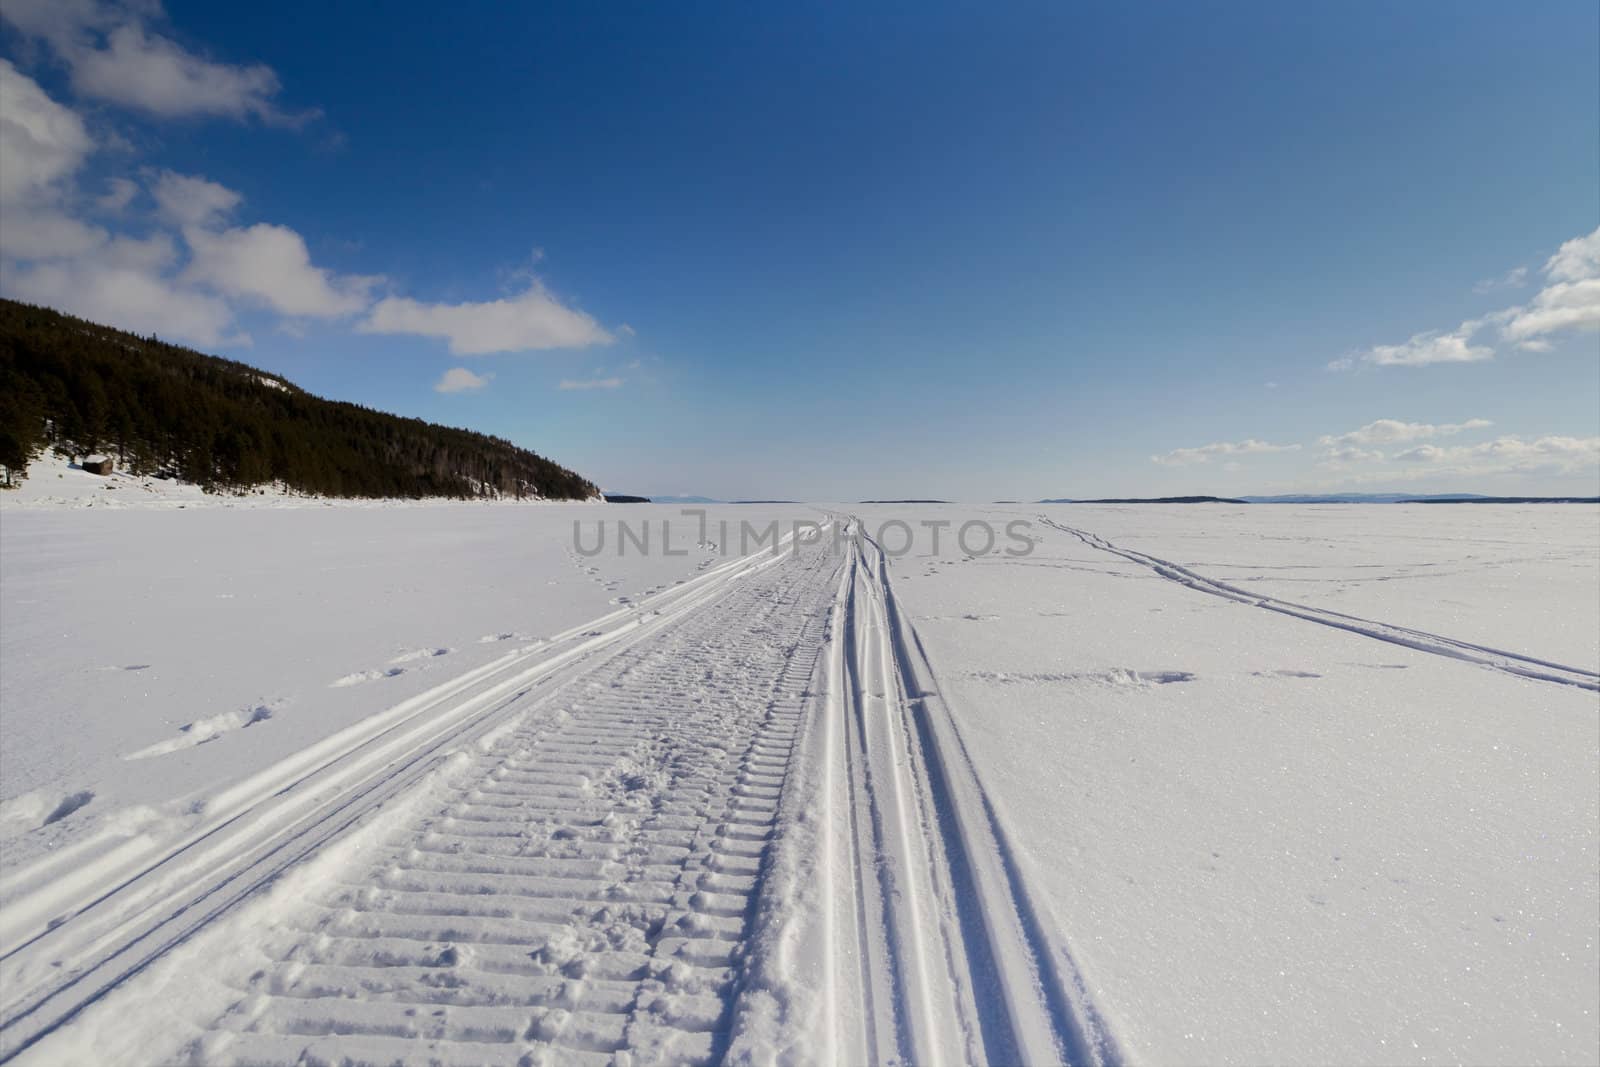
[0,20,625,364]
[1309,430,1599,482]
[151,170,241,227]
[0,60,92,207]
[1392,435,1599,469]
[434,367,491,393]
[0,62,243,346]
[0,63,370,347]
[1472,266,1528,294]
[1317,446,1386,468]
[362,284,613,355]
[1332,320,1495,369]
[1501,229,1600,345]
[558,377,624,391]
[1318,418,1492,448]
[1151,439,1300,466]
[1334,227,1600,370]
[183,219,377,317]
[0,0,313,124]
[95,176,138,212]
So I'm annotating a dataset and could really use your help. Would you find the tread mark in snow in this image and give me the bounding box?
[176,545,837,1066]
[807,523,1120,1067]
[0,525,826,1065]
[1040,516,1600,692]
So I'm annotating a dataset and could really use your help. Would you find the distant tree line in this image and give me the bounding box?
[0,299,599,500]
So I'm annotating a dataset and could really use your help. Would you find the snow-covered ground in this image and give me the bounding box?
[0,503,807,867]
[857,503,1599,1065]
[2,449,322,509]
[1,449,594,508]
[0,500,1594,1065]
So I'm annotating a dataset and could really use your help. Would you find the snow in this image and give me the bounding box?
[0,448,593,508]
[0,503,804,873]
[857,503,1600,1065]
[0,500,1594,1065]
[1038,503,1600,670]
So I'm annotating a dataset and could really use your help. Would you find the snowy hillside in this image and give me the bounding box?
[0,449,597,510]
[1,300,600,501]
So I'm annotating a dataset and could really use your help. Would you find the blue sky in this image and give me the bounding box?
[2,1,1597,499]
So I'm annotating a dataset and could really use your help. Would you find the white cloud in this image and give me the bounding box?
[0,64,238,347]
[148,170,374,318]
[434,367,491,394]
[1,257,242,346]
[70,23,290,121]
[1318,418,1492,448]
[0,52,623,362]
[1355,321,1494,367]
[1543,228,1600,284]
[1341,227,1600,370]
[361,284,613,355]
[0,0,303,123]
[1302,433,1600,489]
[1392,435,1600,471]
[1318,446,1387,467]
[96,175,138,211]
[183,221,375,317]
[1151,439,1301,466]
[1473,266,1528,294]
[0,60,93,207]
[151,169,241,227]
[559,377,624,391]
[0,72,348,346]
[1501,277,1600,343]
[0,210,111,261]
[1498,229,1600,345]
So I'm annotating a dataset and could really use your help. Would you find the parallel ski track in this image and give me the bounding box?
[824,523,1121,1067]
[169,541,840,1066]
[1040,516,1600,692]
[9,514,1141,1067]
[0,530,832,1066]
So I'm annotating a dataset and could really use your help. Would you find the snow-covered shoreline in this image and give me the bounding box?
[0,450,605,510]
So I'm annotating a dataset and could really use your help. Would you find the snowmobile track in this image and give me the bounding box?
[7,515,1124,1066]
[1041,516,1600,691]
[0,530,834,1066]
[810,523,1120,1067]
[174,542,840,1066]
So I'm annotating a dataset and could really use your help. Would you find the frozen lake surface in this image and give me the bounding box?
[1,500,1594,1064]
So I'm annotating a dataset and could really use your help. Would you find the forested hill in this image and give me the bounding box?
[0,300,599,500]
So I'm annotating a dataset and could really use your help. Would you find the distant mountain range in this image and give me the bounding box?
[1036,492,1597,504]
[1238,492,1487,503]
[615,492,1598,507]
[1040,496,1247,504]
[1400,496,1600,504]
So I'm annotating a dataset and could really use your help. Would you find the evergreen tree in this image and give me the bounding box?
[0,300,600,500]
